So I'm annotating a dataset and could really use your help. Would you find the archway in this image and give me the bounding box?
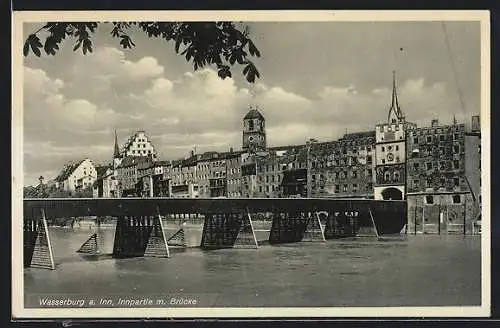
[381,187,403,200]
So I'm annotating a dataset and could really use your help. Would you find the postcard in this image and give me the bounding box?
[12,10,491,319]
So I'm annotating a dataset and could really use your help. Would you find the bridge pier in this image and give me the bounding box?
[200,208,258,250]
[112,212,169,258]
[23,209,55,270]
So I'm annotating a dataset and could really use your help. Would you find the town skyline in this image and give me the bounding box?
[23,21,481,186]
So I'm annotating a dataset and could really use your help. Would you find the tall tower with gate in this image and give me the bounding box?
[374,71,416,200]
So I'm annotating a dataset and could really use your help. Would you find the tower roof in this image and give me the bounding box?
[388,70,404,122]
[114,130,120,158]
[244,108,265,120]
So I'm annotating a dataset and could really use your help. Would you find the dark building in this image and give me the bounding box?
[242,106,267,152]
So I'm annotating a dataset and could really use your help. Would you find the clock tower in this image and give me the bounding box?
[242,105,267,152]
[374,71,416,200]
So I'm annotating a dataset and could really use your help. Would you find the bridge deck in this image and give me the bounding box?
[23,197,405,219]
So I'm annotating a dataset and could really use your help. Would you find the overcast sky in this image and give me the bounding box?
[22,21,481,186]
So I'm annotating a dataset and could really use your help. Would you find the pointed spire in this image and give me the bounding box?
[453,114,457,125]
[391,70,399,110]
[113,130,120,158]
[388,70,404,122]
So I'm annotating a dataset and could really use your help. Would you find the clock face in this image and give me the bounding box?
[387,153,394,162]
[248,136,255,143]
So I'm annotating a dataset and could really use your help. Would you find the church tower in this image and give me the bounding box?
[374,71,415,200]
[242,105,267,152]
[113,130,122,171]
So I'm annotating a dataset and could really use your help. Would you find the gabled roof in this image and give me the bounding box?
[118,156,153,169]
[55,159,87,182]
[95,165,111,178]
[244,108,265,120]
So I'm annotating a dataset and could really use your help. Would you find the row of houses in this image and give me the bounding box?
[29,73,482,234]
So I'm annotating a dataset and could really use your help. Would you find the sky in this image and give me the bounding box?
[22,21,481,186]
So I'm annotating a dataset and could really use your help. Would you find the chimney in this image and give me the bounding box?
[471,115,480,132]
[431,119,439,127]
[190,150,195,157]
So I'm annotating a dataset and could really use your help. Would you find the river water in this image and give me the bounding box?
[23,223,481,308]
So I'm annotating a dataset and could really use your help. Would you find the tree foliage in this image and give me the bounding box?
[24,22,262,82]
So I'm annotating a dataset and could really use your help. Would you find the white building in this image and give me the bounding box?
[55,158,97,192]
[121,130,157,159]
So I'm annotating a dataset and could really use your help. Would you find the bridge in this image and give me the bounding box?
[23,197,407,270]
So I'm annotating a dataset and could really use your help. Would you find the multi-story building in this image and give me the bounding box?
[116,155,154,197]
[406,116,481,233]
[308,132,376,198]
[209,153,228,198]
[120,130,157,159]
[226,150,243,198]
[196,152,217,197]
[54,158,97,193]
[92,165,116,198]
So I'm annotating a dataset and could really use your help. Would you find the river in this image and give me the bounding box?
[23,222,481,307]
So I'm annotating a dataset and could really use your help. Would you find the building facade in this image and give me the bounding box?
[84,73,482,234]
[54,158,97,193]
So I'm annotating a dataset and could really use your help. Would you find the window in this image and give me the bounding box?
[367,168,372,176]
[394,172,400,181]
[259,186,262,192]
[248,120,254,131]
[453,145,460,153]
[352,184,358,192]
[388,146,393,151]
[427,136,432,143]
[334,185,339,193]
[454,177,460,186]
[396,145,399,151]
[452,194,461,204]
[381,146,385,152]
[439,135,445,141]
[413,137,418,144]
[413,179,420,187]
[343,184,348,192]
[425,195,434,204]
[367,155,373,164]
[382,159,385,164]
[413,163,420,170]
[426,162,432,170]
[453,160,460,169]
[352,171,358,178]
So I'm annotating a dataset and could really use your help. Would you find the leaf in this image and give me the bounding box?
[23,40,29,56]
[248,40,261,57]
[30,41,41,57]
[243,64,250,75]
[73,40,82,51]
[175,36,181,53]
[83,39,92,55]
